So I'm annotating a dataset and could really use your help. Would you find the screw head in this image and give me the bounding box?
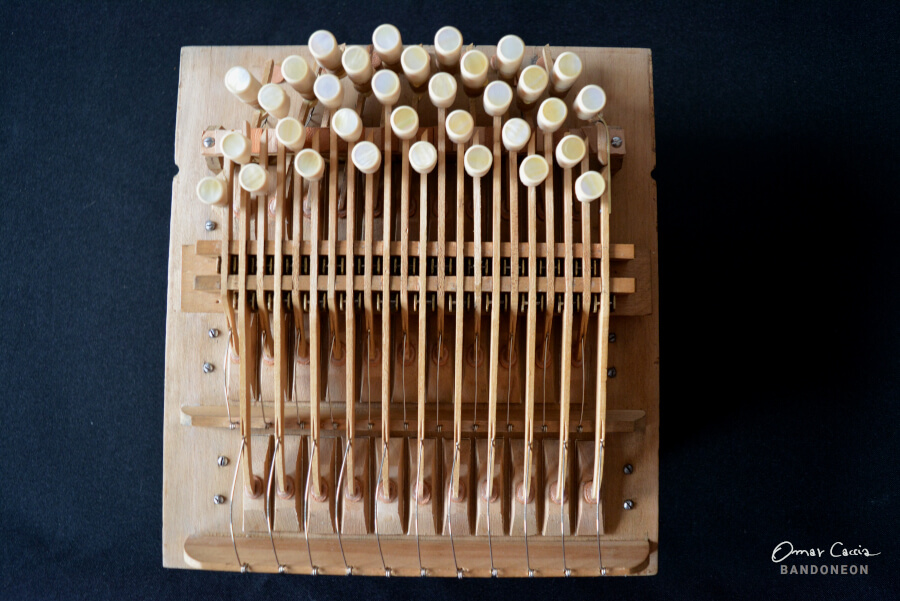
[203,136,215,148]
[213,494,225,505]
[528,568,535,578]
[385,568,392,577]
[456,568,464,579]
[491,568,498,578]
[208,328,219,338]
[611,136,623,148]
[623,499,634,510]
[564,568,572,577]
[203,362,214,373]
[345,567,353,576]
[607,366,617,378]
[420,568,427,577]
[205,220,217,231]
[278,565,287,574]
[623,463,633,475]
[240,563,249,573]
[217,456,229,467]
[608,332,616,343]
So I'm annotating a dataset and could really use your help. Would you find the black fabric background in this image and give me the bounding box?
[1,1,898,599]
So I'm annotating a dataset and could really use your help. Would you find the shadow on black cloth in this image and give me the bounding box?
[0,1,897,599]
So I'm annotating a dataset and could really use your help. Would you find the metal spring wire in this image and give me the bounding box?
[374,441,390,576]
[414,439,425,576]
[228,436,248,573]
[264,436,286,573]
[446,441,462,578]
[334,438,352,575]
[303,438,318,574]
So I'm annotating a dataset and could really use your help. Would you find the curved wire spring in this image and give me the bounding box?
[264,437,286,573]
[334,438,352,575]
[224,330,236,429]
[374,440,390,576]
[560,440,570,577]
[414,439,426,576]
[487,439,497,577]
[524,441,534,577]
[303,438,318,575]
[229,437,248,573]
[446,442,462,578]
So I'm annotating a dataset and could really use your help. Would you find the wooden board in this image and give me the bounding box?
[163,45,658,576]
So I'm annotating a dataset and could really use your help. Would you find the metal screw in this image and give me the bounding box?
[491,568,499,578]
[203,362,214,373]
[623,464,633,475]
[203,136,215,148]
[608,332,616,343]
[385,568,392,577]
[457,569,464,579]
[611,136,622,148]
[607,367,616,378]
[564,568,572,577]
[205,220,217,231]
[217,456,229,467]
[240,563,249,573]
[213,494,225,505]
[528,569,535,578]
[278,565,286,574]
[311,567,319,576]
[420,568,427,577]
[208,328,219,338]
[346,567,353,576]
[623,499,634,510]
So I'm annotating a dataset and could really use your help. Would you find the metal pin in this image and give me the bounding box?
[203,136,215,148]
[623,499,634,510]
[205,220,217,231]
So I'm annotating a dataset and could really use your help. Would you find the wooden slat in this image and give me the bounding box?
[344,138,358,487]
[381,104,393,493]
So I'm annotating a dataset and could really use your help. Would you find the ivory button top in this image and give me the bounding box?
[496,34,525,78]
[517,65,548,104]
[460,50,489,90]
[391,106,420,140]
[502,118,532,152]
[445,110,474,145]
[518,154,549,187]
[434,26,463,67]
[352,141,382,175]
[428,72,458,108]
[331,108,363,143]
[294,148,325,181]
[575,170,606,203]
[409,141,437,175]
[537,97,567,133]
[372,69,401,106]
[574,84,607,121]
[555,135,586,169]
[239,163,267,194]
[224,66,261,105]
[314,73,343,110]
[275,117,305,152]
[308,30,342,71]
[281,55,315,97]
[483,80,513,117]
[257,83,289,119]
[196,176,226,206]
[550,52,583,93]
[221,132,252,164]
[401,45,431,88]
[464,144,493,178]
[342,45,373,86]
[373,24,403,65]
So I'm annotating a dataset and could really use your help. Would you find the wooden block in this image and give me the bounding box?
[242,434,273,533]
[474,438,507,536]
[304,436,336,534]
[272,435,304,533]
[442,438,473,536]
[407,438,439,535]
[575,440,604,535]
[374,437,407,535]
[541,439,574,536]
[338,436,369,535]
[508,439,540,536]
